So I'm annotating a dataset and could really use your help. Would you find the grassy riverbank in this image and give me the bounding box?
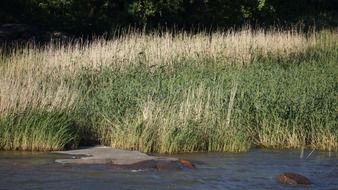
[0,28,337,153]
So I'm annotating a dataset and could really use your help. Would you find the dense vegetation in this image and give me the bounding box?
[1,0,338,34]
[0,29,337,152]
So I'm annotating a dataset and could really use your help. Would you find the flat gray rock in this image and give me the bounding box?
[54,146,177,165]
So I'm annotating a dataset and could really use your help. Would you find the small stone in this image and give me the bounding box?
[277,172,312,185]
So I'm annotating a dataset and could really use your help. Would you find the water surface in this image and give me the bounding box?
[0,149,337,190]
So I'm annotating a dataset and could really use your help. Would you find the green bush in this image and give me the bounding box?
[1,0,337,34]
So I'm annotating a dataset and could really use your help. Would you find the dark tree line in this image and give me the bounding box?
[1,0,337,34]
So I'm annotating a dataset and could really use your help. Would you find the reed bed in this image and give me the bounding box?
[0,28,336,153]
[0,111,77,151]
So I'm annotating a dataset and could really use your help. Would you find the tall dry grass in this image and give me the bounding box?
[0,28,313,118]
[1,28,336,153]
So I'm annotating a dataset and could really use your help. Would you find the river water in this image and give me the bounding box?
[0,149,337,190]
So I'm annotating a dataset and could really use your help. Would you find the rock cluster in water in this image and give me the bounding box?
[54,146,195,171]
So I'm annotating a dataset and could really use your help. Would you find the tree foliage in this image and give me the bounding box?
[1,0,337,34]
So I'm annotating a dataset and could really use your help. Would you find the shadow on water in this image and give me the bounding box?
[0,149,337,190]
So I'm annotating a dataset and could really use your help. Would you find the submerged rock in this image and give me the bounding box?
[277,172,312,185]
[54,146,195,171]
[112,159,191,171]
[178,159,195,169]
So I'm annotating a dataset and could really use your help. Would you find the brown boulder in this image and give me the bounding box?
[178,159,195,169]
[277,172,312,185]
